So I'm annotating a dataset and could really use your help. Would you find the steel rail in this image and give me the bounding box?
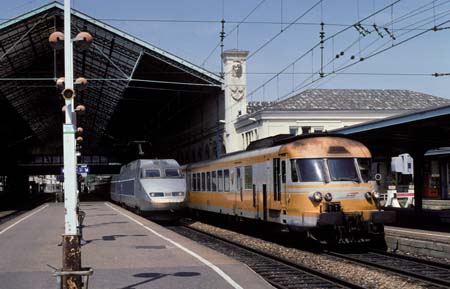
[170,224,364,289]
[324,249,450,288]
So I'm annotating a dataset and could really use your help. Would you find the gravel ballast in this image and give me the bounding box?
[186,220,435,289]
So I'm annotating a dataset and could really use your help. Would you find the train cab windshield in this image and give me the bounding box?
[141,168,182,178]
[291,159,326,182]
[143,169,161,178]
[291,158,372,183]
[165,168,181,178]
[328,158,359,182]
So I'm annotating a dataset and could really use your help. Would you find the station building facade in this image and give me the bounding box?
[233,89,450,152]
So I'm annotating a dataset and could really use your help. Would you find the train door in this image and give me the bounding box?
[262,184,268,221]
[235,167,243,216]
[281,159,288,211]
[272,157,287,218]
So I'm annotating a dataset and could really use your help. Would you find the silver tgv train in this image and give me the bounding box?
[110,159,186,217]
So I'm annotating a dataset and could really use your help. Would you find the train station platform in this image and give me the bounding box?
[0,202,273,289]
[385,226,450,259]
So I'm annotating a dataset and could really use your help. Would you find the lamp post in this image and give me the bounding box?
[49,1,92,288]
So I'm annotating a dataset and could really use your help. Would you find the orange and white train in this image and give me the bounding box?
[182,134,395,241]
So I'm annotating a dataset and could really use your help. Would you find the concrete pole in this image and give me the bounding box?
[62,0,81,288]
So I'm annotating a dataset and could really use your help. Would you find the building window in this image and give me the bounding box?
[302,126,311,134]
[289,126,298,136]
[313,126,324,133]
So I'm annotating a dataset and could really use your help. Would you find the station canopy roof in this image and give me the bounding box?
[334,104,450,156]
[0,2,222,157]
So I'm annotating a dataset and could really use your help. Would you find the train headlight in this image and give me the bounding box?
[324,192,333,201]
[372,191,380,199]
[149,192,164,197]
[309,191,323,202]
[365,191,372,200]
[172,192,184,196]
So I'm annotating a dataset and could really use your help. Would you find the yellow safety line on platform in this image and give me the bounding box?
[0,204,49,235]
[105,202,244,289]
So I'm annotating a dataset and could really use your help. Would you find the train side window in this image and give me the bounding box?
[290,160,299,182]
[201,172,206,191]
[192,173,196,191]
[207,172,211,191]
[212,171,217,191]
[196,173,200,191]
[218,170,224,191]
[244,166,253,189]
[281,160,286,184]
[224,169,230,192]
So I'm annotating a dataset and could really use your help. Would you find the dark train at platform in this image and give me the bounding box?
[182,134,395,242]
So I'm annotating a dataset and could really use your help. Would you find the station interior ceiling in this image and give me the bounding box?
[0,4,222,173]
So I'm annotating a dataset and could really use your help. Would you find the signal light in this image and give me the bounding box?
[49,31,64,50]
[77,127,84,134]
[76,136,83,143]
[73,32,93,51]
[62,88,75,100]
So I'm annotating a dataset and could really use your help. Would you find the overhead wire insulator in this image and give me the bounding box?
[383,27,396,40]
[373,24,384,38]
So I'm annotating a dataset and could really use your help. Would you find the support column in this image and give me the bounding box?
[62,0,81,288]
[412,149,425,212]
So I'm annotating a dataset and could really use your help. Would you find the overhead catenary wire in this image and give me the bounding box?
[289,7,450,100]
[247,0,401,98]
[248,0,447,101]
[202,0,268,67]
[247,0,323,61]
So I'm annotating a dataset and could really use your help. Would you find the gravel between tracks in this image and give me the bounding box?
[186,221,432,289]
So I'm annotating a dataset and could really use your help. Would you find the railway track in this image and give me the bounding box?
[169,225,363,289]
[325,248,450,288]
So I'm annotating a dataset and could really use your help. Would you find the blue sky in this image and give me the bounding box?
[2,0,450,101]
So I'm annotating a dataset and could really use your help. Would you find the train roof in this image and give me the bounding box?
[185,134,370,170]
[246,133,348,151]
[139,159,180,167]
